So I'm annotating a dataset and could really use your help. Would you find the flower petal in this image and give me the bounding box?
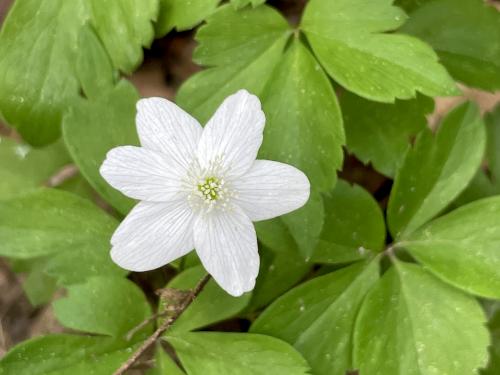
[136,97,202,172]
[100,146,187,202]
[111,200,195,271]
[197,90,265,178]
[194,207,259,296]
[232,160,310,221]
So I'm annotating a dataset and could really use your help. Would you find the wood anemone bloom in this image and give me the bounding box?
[100,90,310,296]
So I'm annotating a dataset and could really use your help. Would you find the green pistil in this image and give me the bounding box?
[198,177,221,201]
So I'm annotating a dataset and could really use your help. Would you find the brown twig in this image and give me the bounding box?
[44,164,79,188]
[113,273,211,375]
[125,310,169,342]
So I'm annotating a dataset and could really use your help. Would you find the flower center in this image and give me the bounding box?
[185,157,236,214]
[197,177,222,201]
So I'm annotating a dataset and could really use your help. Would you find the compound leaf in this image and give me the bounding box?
[301,0,458,102]
[388,102,485,238]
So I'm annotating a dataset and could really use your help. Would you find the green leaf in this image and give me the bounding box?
[395,0,430,12]
[0,1,83,145]
[22,258,58,306]
[43,245,122,286]
[259,39,344,192]
[400,196,500,299]
[231,0,266,10]
[255,218,298,255]
[76,25,115,100]
[87,0,158,74]
[281,191,325,258]
[176,4,291,123]
[53,276,152,337]
[156,0,220,36]
[249,244,310,310]
[0,0,157,145]
[388,102,485,238]
[487,106,500,186]
[147,347,185,375]
[0,335,139,375]
[354,261,489,375]
[252,261,379,375]
[301,0,458,102]
[453,170,498,208]
[258,39,344,256]
[341,92,433,177]
[164,265,251,333]
[166,332,310,374]
[63,80,139,215]
[401,0,500,91]
[0,137,71,199]
[483,302,500,375]
[0,276,150,373]
[453,106,500,206]
[0,189,115,258]
[313,180,385,264]
[0,189,124,284]
[253,219,313,305]
[57,174,95,201]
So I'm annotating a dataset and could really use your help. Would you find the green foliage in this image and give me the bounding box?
[483,302,500,375]
[164,265,251,332]
[0,189,125,285]
[249,244,310,310]
[176,4,291,123]
[259,39,344,192]
[166,332,310,374]
[0,189,115,258]
[0,335,141,375]
[76,26,116,100]
[177,5,346,257]
[301,0,458,102]
[231,0,266,9]
[63,82,139,215]
[21,258,58,306]
[252,261,379,375]
[400,196,500,299]
[53,276,152,337]
[312,180,385,264]
[0,276,151,374]
[63,26,138,215]
[0,0,157,145]
[401,0,500,91]
[86,0,158,73]
[395,0,431,12]
[341,93,433,177]
[1,0,500,373]
[147,347,185,375]
[281,192,325,258]
[0,138,70,199]
[354,262,489,375]
[388,102,485,238]
[251,96,495,375]
[488,107,500,185]
[454,106,500,206]
[156,0,219,36]
[252,220,311,307]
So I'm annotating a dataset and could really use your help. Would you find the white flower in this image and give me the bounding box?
[100,90,310,296]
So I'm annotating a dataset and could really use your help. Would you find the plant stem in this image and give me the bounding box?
[44,164,78,187]
[113,273,211,375]
[124,310,169,342]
